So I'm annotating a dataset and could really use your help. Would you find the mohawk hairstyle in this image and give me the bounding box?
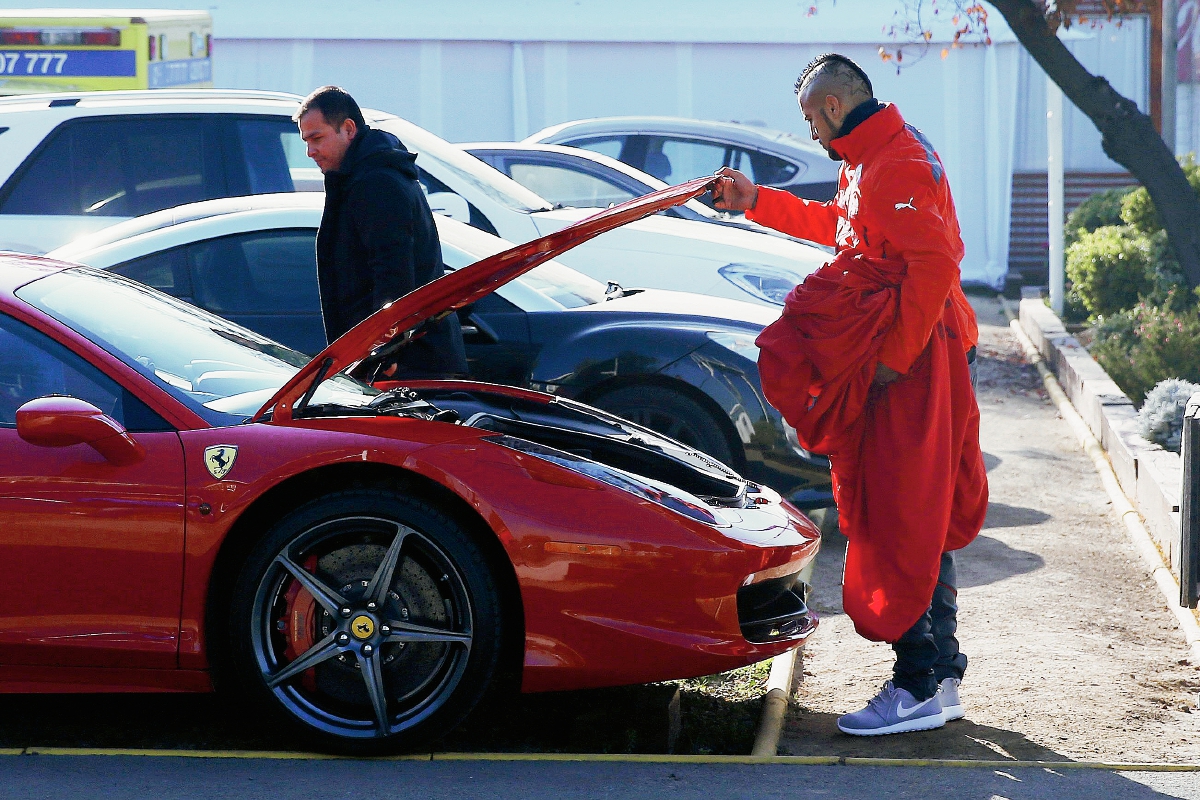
[794,53,874,98]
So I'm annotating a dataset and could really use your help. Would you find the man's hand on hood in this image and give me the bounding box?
[713,167,759,212]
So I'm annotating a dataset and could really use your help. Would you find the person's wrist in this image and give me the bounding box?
[748,185,759,211]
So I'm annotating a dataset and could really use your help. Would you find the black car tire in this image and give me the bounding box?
[592,384,735,466]
[227,488,504,754]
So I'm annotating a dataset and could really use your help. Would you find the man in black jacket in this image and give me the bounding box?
[296,85,467,379]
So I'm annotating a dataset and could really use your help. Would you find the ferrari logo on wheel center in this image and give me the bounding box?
[351,615,375,639]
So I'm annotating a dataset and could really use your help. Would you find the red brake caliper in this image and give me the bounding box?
[281,554,321,692]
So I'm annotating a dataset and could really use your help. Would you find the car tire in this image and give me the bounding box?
[227,488,504,754]
[592,384,735,466]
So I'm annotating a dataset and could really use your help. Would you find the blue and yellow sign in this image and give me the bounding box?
[0,10,213,95]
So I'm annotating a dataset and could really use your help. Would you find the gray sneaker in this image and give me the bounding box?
[837,681,945,736]
[938,677,964,721]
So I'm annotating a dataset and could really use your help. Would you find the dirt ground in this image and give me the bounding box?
[781,295,1200,764]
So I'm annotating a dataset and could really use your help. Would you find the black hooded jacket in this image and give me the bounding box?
[316,126,467,378]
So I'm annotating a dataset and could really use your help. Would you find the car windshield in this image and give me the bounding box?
[16,268,377,425]
[372,117,553,214]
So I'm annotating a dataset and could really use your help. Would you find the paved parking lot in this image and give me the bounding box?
[0,756,1196,800]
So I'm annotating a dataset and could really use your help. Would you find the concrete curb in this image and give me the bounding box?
[750,648,798,756]
[1002,298,1200,663]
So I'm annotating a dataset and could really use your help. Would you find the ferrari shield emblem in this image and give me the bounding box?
[204,445,238,479]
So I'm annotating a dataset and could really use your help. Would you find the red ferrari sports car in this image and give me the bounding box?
[0,178,819,753]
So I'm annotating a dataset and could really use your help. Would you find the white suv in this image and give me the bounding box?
[0,89,826,307]
[0,89,322,255]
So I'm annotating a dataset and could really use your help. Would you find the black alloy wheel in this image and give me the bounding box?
[228,489,504,753]
[592,384,735,466]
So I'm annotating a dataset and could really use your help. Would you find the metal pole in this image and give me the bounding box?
[1181,392,1200,608]
[1047,77,1065,315]
[1164,0,1180,153]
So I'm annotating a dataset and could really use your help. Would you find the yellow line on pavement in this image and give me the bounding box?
[2,748,1198,770]
[431,752,835,764]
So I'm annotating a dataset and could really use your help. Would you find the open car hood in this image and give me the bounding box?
[255,176,720,422]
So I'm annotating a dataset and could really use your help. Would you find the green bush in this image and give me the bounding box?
[1065,225,1155,317]
[1065,185,1136,247]
[1119,154,1200,234]
[1091,301,1200,404]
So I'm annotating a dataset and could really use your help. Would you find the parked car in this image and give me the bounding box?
[49,192,834,507]
[0,182,819,753]
[526,116,839,203]
[0,90,826,307]
[465,141,827,250]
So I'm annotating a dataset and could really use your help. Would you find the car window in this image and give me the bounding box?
[111,247,191,296]
[507,161,635,209]
[0,313,170,431]
[567,137,625,161]
[187,230,320,314]
[235,118,299,194]
[728,149,757,183]
[0,117,219,217]
[739,148,802,185]
[646,137,727,183]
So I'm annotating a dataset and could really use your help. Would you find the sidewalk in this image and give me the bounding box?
[780,296,1200,763]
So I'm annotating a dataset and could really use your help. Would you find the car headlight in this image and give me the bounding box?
[485,434,728,527]
[706,330,760,361]
[718,262,803,306]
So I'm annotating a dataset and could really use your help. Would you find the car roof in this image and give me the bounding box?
[0,88,306,115]
[49,192,328,260]
[526,115,824,157]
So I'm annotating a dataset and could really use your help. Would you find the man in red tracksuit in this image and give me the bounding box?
[714,53,987,736]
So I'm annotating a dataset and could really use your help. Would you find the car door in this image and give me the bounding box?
[0,313,186,668]
[0,115,227,254]
[459,292,533,385]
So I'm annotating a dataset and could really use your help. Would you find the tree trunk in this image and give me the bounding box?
[991,0,1200,288]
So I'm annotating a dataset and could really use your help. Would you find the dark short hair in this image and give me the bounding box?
[294,85,366,130]
[794,53,874,98]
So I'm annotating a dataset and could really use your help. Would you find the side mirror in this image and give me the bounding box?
[16,396,145,466]
[427,192,471,223]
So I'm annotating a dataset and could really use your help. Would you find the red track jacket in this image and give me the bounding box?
[750,104,988,642]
